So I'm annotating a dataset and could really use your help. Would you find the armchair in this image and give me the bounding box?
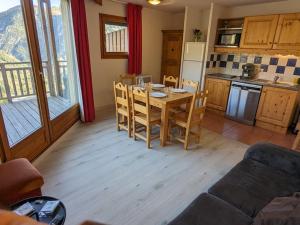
[0,158,44,205]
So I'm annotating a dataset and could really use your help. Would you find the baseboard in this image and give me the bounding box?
[33,121,81,166]
[95,104,115,119]
[255,120,287,134]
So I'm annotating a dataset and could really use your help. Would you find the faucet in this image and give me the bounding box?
[273,75,280,84]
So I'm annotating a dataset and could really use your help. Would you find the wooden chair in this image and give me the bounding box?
[113,82,131,137]
[170,90,208,150]
[119,74,136,85]
[131,88,161,148]
[169,79,200,114]
[163,75,179,88]
[180,79,200,93]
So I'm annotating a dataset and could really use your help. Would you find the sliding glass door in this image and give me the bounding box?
[32,0,79,141]
[0,0,80,161]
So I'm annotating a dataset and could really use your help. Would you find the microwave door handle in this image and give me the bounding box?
[248,89,261,94]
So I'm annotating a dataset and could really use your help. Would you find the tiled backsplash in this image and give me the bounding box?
[206,52,300,81]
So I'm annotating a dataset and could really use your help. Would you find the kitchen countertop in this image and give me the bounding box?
[206,73,300,91]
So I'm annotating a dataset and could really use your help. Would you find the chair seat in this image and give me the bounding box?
[117,107,129,116]
[135,111,161,125]
[172,112,201,127]
[169,106,186,114]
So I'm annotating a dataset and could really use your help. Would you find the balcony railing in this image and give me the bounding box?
[105,28,128,52]
[0,61,68,102]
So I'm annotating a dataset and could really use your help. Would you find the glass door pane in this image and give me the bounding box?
[0,0,43,147]
[33,0,78,120]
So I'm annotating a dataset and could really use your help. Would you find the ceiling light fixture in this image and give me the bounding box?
[147,0,161,5]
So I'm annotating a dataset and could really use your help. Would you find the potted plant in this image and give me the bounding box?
[193,29,202,42]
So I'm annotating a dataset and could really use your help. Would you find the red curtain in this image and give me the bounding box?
[127,3,143,75]
[70,0,95,122]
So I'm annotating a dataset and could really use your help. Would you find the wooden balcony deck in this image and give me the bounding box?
[1,96,70,146]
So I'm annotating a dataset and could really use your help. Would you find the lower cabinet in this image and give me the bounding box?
[205,78,231,113]
[256,86,298,134]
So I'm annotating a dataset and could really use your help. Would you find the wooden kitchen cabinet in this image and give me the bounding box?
[205,78,231,112]
[240,15,279,49]
[273,13,300,50]
[256,86,298,134]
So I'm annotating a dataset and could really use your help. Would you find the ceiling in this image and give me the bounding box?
[117,0,287,12]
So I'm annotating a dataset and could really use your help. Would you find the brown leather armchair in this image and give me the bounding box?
[0,158,44,206]
[0,210,109,225]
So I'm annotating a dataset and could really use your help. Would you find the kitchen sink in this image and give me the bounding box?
[253,79,295,87]
[222,74,237,79]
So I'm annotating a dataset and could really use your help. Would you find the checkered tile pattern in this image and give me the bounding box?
[207,53,300,76]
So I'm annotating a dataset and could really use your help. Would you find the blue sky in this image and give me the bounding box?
[0,0,60,13]
[0,0,20,12]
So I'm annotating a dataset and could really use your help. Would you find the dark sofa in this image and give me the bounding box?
[168,143,300,225]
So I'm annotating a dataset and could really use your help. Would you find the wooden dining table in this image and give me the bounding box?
[130,85,194,146]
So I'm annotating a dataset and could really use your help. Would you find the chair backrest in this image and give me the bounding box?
[180,79,199,93]
[113,81,130,112]
[131,87,150,123]
[119,74,136,85]
[163,75,179,88]
[136,75,152,85]
[187,90,209,126]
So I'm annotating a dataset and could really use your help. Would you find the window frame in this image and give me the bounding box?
[99,14,128,59]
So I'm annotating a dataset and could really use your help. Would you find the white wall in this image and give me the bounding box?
[182,7,210,43]
[206,4,227,53]
[142,9,184,83]
[180,5,212,89]
[84,0,184,109]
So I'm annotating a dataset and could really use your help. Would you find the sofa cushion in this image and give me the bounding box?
[168,193,253,225]
[208,159,300,218]
[244,142,300,178]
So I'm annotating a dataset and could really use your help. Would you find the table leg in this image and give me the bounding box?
[160,104,169,146]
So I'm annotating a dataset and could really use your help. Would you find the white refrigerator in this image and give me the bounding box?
[181,42,206,85]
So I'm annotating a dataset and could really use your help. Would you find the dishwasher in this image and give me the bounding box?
[226,81,262,125]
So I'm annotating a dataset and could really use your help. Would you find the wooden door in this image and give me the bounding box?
[0,0,51,161]
[161,30,183,82]
[0,0,80,162]
[256,86,297,127]
[273,13,300,50]
[34,0,80,142]
[240,15,279,49]
[205,78,231,112]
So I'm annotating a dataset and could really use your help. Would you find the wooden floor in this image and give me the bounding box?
[1,96,70,146]
[33,110,297,225]
[34,110,249,225]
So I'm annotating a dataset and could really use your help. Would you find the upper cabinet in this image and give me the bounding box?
[273,13,300,50]
[215,12,300,55]
[240,15,279,49]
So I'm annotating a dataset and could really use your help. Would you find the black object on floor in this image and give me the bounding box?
[11,196,66,225]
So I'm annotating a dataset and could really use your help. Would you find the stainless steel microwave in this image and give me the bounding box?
[218,33,241,46]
